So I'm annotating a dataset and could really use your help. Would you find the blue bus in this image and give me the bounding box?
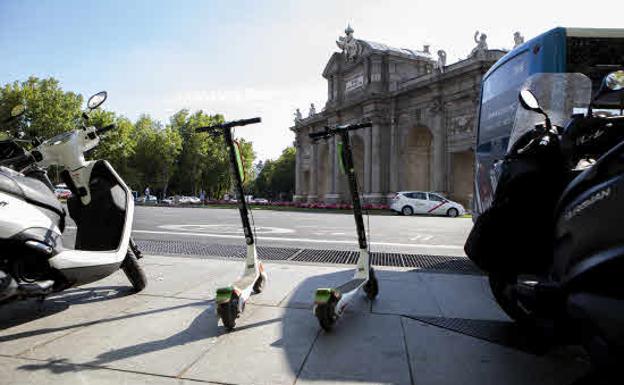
[474,27,624,216]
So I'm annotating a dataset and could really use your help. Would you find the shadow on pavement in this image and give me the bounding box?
[0,286,133,331]
[279,269,590,385]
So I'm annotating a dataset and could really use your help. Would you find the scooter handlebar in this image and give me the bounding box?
[308,122,372,140]
[195,117,262,133]
[97,124,116,135]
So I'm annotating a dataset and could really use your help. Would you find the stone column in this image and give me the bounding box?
[429,101,446,192]
[293,136,303,201]
[308,139,318,201]
[363,125,372,194]
[389,116,399,193]
[366,119,384,202]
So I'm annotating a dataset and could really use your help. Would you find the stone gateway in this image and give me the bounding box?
[291,26,507,207]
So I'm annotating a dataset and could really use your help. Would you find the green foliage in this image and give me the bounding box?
[253,146,295,200]
[0,76,265,199]
[0,76,83,138]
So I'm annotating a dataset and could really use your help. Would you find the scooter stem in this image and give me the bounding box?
[223,127,254,246]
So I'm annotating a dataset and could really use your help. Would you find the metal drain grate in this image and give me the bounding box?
[137,240,246,259]
[402,254,479,274]
[292,248,358,264]
[371,252,406,268]
[405,315,553,353]
[257,246,300,261]
[135,239,481,275]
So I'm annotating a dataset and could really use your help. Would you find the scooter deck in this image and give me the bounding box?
[336,278,366,294]
[233,273,256,290]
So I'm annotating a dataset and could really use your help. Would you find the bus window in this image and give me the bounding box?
[478,51,530,146]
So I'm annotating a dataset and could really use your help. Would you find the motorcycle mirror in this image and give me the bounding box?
[87,91,107,110]
[519,89,543,113]
[10,104,26,118]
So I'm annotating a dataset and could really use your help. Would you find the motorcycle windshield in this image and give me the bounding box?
[508,73,592,152]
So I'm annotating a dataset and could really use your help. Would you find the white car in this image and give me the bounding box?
[179,196,201,204]
[390,191,465,217]
[161,196,176,205]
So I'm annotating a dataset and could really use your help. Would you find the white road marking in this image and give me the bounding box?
[410,234,434,241]
[64,226,463,249]
[157,224,295,235]
[127,229,464,250]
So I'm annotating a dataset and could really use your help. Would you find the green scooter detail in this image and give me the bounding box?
[309,122,379,331]
[196,117,267,331]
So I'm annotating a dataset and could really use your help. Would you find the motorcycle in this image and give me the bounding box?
[0,91,146,303]
[465,70,624,378]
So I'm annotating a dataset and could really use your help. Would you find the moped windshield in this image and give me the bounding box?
[508,73,592,152]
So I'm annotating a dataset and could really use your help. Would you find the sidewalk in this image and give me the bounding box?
[0,255,588,384]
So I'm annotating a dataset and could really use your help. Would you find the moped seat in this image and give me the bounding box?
[0,169,64,220]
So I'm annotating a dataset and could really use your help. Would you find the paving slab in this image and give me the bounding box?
[419,272,509,321]
[0,286,145,357]
[402,317,589,385]
[21,296,221,377]
[84,255,242,299]
[184,304,319,385]
[297,312,411,385]
[0,356,196,385]
[372,270,444,318]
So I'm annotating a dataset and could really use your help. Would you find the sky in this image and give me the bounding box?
[0,0,621,160]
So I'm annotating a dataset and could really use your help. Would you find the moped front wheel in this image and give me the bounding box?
[489,274,531,325]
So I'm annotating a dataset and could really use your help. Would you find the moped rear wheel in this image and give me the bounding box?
[122,253,147,292]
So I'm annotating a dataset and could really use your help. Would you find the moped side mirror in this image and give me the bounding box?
[602,70,624,92]
[519,89,543,113]
[519,89,551,130]
[87,91,107,110]
[588,70,624,117]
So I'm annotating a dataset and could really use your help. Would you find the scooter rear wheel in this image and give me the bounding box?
[315,296,338,331]
[218,298,239,331]
[363,268,379,300]
[253,273,266,294]
[122,253,147,292]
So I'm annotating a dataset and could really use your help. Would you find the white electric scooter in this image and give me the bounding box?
[195,118,267,331]
[308,122,379,331]
[0,92,146,303]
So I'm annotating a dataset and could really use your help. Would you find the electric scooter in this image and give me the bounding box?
[0,92,146,303]
[195,117,267,330]
[308,122,379,331]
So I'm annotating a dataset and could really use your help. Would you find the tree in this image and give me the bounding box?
[0,76,83,138]
[131,115,182,196]
[253,146,295,200]
[87,110,139,186]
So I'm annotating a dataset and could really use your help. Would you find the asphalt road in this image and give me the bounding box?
[65,206,473,256]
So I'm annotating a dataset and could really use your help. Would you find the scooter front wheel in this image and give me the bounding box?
[315,296,338,331]
[122,253,147,292]
[218,298,239,331]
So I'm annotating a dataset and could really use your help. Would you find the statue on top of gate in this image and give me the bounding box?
[337,24,362,62]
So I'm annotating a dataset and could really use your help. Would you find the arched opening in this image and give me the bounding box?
[399,126,432,191]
